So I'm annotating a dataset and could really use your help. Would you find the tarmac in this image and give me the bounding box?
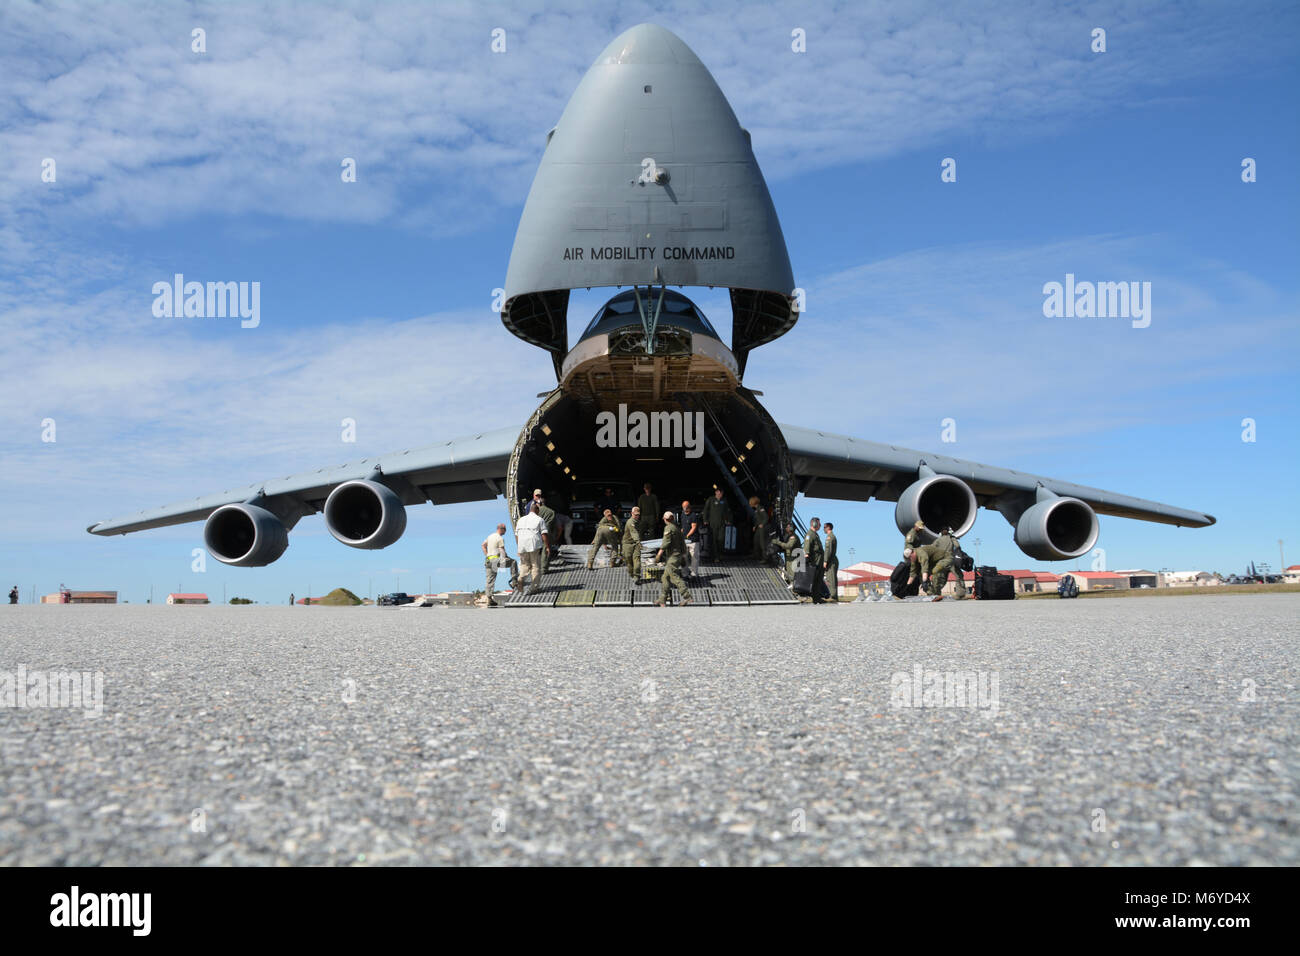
[0,594,1295,865]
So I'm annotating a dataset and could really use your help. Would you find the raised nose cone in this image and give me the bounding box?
[502,23,796,379]
[593,22,704,67]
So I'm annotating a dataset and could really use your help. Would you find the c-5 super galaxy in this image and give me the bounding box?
[88,24,1214,567]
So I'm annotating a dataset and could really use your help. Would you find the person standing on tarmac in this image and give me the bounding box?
[823,522,839,602]
[655,511,693,607]
[804,517,827,604]
[8,586,18,605]
[622,506,643,581]
[702,488,731,563]
[586,508,623,569]
[482,522,518,606]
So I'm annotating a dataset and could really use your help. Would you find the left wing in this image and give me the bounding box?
[88,427,518,566]
[779,423,1213,561]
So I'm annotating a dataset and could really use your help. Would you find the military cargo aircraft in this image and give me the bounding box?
[88,23,1214,568]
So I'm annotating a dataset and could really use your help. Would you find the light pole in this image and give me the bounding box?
[973,538,982,566]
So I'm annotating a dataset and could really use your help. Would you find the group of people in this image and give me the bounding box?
[770,517,839,604]
[478,482,856,608]
[901,520,969,600]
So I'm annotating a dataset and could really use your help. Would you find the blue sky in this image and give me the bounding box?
[1,0,1297,602]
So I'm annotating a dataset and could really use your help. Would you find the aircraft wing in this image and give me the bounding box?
[779,423,1214,530]
[87,426,518,536]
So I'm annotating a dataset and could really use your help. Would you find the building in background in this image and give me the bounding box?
[40,590,117,604]
[166,593,209,604]
[1067,571,1131,592]
[1116,569,1160,589]
[1159,571,1217,588]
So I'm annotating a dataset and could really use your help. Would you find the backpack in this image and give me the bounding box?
[1058,574,1079,599]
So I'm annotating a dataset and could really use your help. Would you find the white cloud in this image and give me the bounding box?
[2,1,1290,231]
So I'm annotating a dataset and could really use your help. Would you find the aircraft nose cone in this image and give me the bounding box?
[594,23,703,67]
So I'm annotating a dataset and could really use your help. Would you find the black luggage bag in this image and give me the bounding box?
[890,560,921,599]
[974,566,1015,600]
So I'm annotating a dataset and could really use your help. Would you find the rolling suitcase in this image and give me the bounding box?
[724,524,737,551]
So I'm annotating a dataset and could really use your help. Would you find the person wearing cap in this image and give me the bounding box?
[904,519,927,553]
[515,501,550,594]
[531,489,556,571]
[622,505,643,580]
[654,511,693,606]
[482,522,518,606]
[636,483,660,538]
[586,508,623,569]
[776,522,801,583]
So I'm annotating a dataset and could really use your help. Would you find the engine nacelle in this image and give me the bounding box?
[324,479,407,550]
[894,473,977,541]
[203,503,289,567]
[1014,496,1099,561]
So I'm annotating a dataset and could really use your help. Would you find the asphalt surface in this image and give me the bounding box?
[1,595,1295,866]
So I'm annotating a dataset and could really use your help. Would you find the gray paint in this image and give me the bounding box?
[502,23,796,370]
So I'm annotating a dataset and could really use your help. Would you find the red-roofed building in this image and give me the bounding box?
[166,593,209,604]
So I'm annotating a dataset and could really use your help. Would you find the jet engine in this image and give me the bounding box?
[1013,495,1099,561]
[323,479,407,549]
[894,470,977,540]
[203,503,289,567]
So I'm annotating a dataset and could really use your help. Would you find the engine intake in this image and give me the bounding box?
[894,473,977,541]
[1014,496,1098,561]
[324,479,407,549]
[203,503,289,567]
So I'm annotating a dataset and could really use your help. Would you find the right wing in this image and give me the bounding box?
[87,426,518,537]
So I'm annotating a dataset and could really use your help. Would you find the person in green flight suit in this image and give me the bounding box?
[823,521,839,602]
[904,519,928,553]
[654,511,693,606]
[701,487,732,563]
[906,544,953,601]
[531,489,557,572]
[804,517,826,604]
[776,522,800,583]
[929,528,968,599]
[621,506,643,581]
[750,495,769,561]
[636,482,660,538]
[586,508,623,569]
